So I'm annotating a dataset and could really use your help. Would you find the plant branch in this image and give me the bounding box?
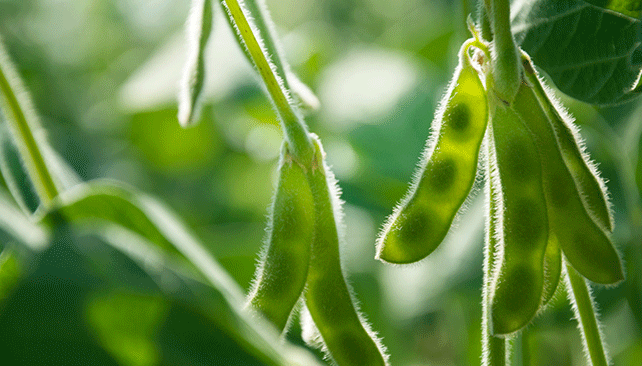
[489,0,520,103]
[0,40,59,208]
[482,135,509,366]
[565,261,610,366]
[220,0,313,163]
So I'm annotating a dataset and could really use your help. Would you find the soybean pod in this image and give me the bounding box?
[305,136,388,366]
[246,142,315,331]
[376,41,488,264]
[521,55,613,233]
[512,83,624,285]
[488,97,549,335]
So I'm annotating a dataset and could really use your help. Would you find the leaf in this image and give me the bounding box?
[512,0,642,105]
[45,180,323,366]
[0,120,40,214]
[98,227,324,366]
[0,188,48,251]
[583,0,642,18]
[45,179,241,299]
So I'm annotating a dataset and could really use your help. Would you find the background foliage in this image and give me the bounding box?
[0,0,641,365]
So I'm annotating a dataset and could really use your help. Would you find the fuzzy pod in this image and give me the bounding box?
[246,142,315,331]
[376,41,488,264]
[521,55,614,233]
[488,98,549,336]
[304,136,388,366]
[512,82,624,285]
[178,0,214,127]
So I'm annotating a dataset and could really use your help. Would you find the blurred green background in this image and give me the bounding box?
[0,0,641,365]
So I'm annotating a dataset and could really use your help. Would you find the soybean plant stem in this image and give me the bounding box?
[0,42,59,207]
[482,137,508,366]
[489,0,520,104]
[565,262,609,366]
[220,0,313,163]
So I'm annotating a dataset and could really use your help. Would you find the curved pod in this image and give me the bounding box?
[488,99,549,335]
[304,137,388,366]
[376,42,488,264]
[512,83,623,285]
[521,55,613,233]
[246,142,315,331]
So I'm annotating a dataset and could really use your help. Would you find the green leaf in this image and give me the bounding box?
[47,180,324,366]
[97,227,324,366]
[583,0,642,18]
[512,0,642,105]
[0,188,48,251]
[0,121,40,214]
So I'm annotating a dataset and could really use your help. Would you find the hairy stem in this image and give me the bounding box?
[482,136,509,366]
[220,0,313,163]
[0,41,58,207]
[489,0,519,103]
[565,262,610,366]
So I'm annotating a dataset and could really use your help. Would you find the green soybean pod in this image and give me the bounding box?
[512,83,624,285]
[376,42,488,264]
[522,55,613,233]
[304,136,388,366]
[178,0,214,127]
[246,141,315,331]
[488,99,549,335]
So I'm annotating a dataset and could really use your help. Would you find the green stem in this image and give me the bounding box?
[242,0,291,91]
[565,262,610,366]
[478,0,493,41]
[0,41,59,207]
[220,0,313,163]
[482,135,509,366]
[489,0,519,103]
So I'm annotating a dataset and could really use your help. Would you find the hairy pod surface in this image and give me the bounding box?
[521,56,613,233]
[488,98,549,336]
[376,42,488,264]
[305,137,388,366]
[246,142,315,331]
[512,83,624,285]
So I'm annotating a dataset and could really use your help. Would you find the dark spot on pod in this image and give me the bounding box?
[506,198,546,246]
[399,208,432,247]
[546,168,571,208]
[505,140,537,182]
[491,264,539,334]
[502,265,537,313]
[428,158,457,193]
[448,103,470,135]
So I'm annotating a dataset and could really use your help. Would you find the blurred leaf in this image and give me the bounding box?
[583,0,642,18]
[86,292,168,366]
[512,0,642,105]
[0,247,22,309]
[0,121,39,214]
[129,108,222,176]
[0,223,119,365]
[0,188,48,251]
[47,180,323,366]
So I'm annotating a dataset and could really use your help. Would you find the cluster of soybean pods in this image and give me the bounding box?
[179,0,624,364]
